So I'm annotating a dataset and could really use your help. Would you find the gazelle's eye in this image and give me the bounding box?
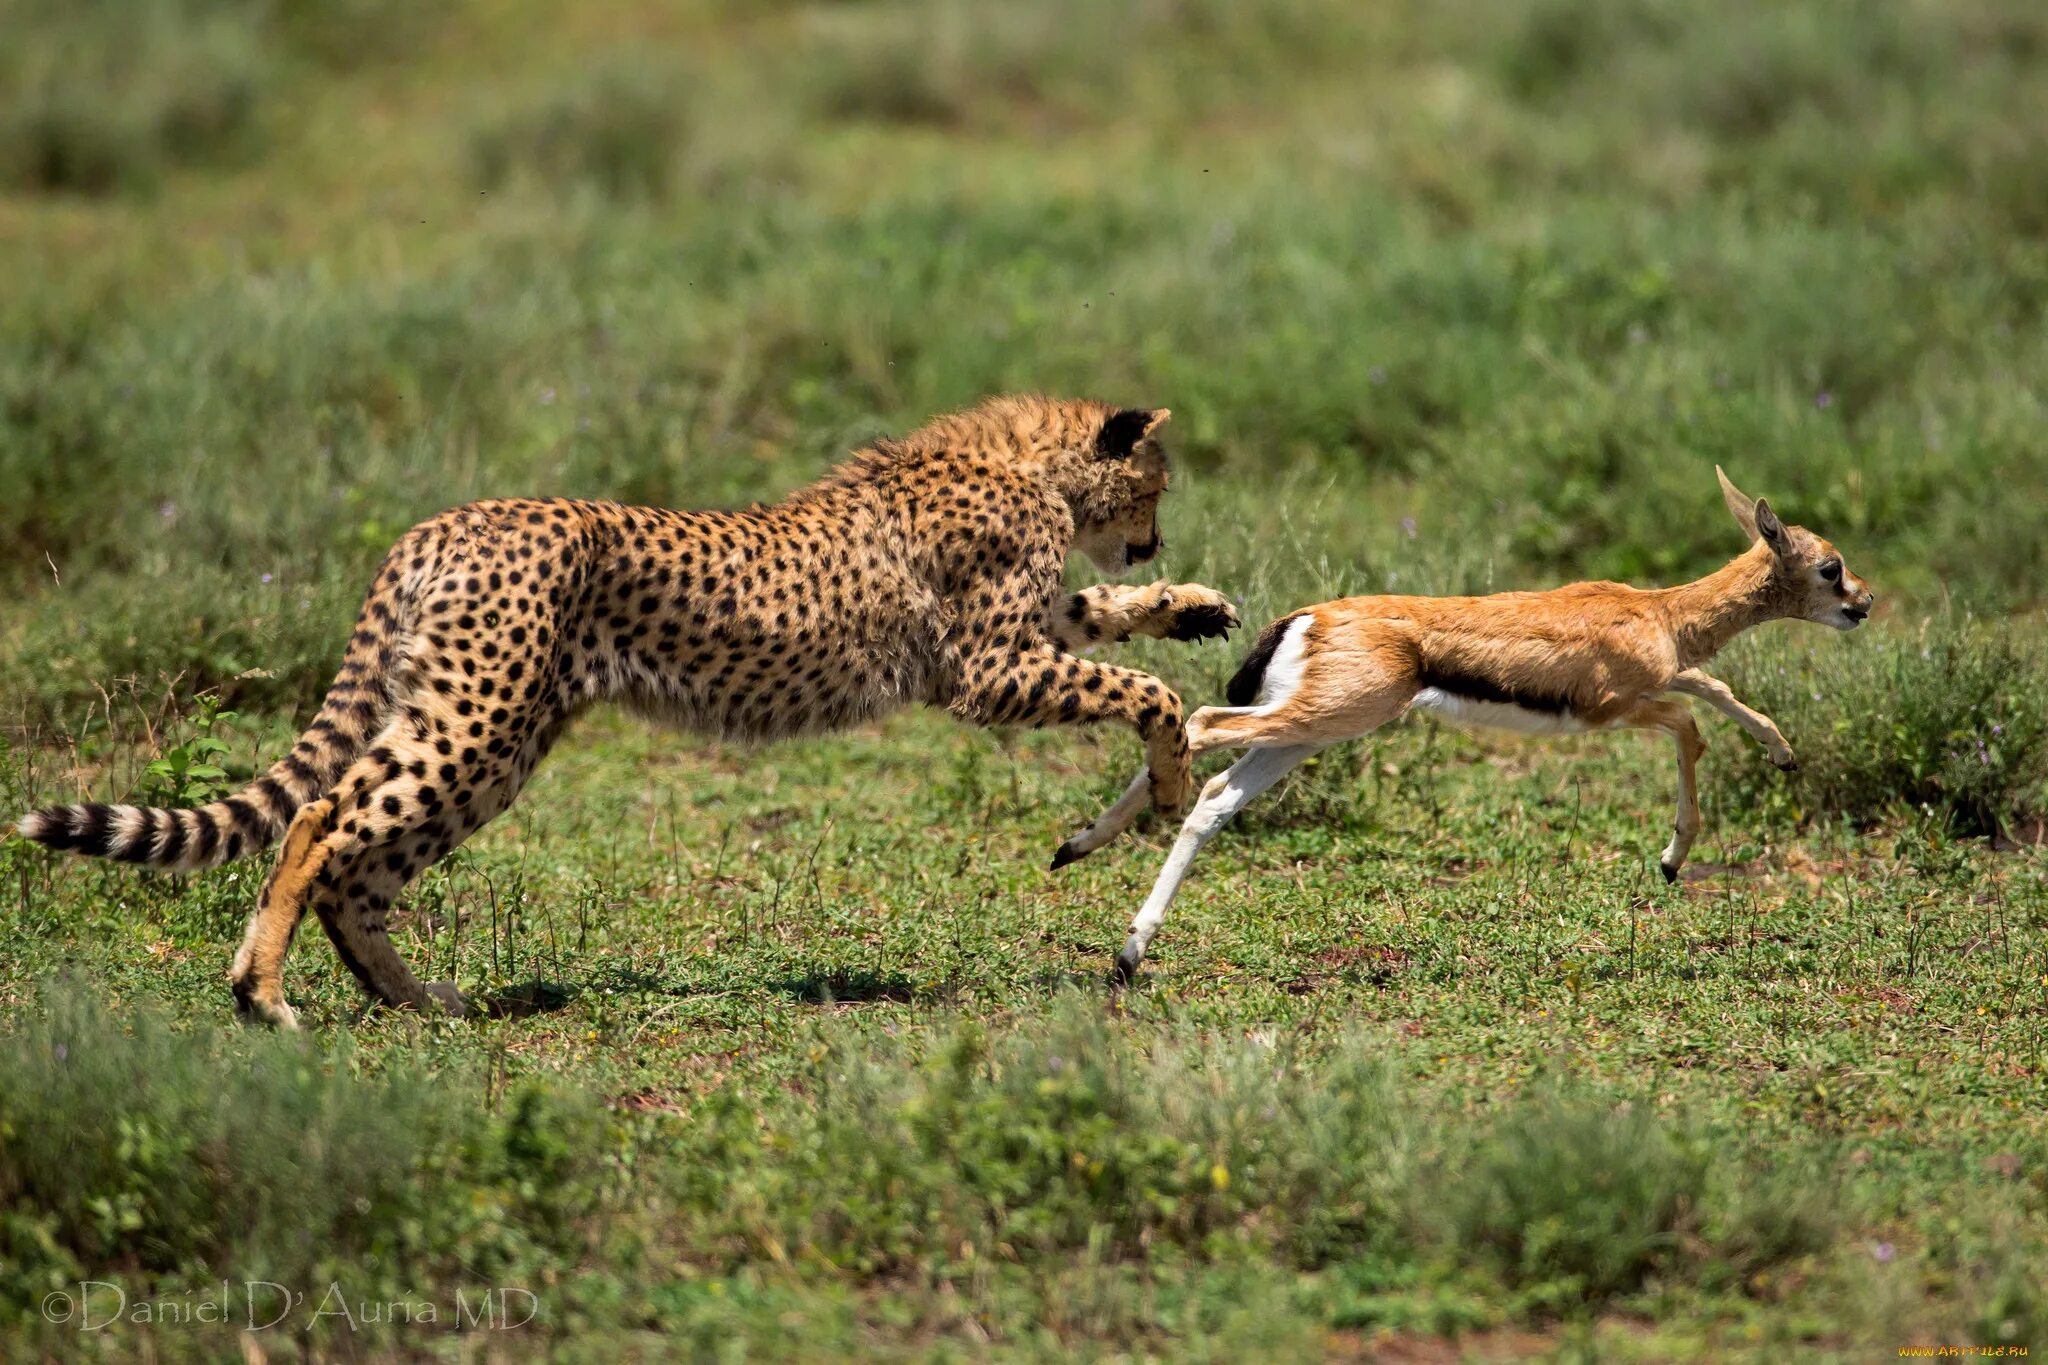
[1819,560,1841,583]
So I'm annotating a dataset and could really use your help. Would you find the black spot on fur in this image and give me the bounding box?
[1225,613,1302,707]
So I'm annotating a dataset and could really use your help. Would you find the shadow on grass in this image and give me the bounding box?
[478,980,579,1019]
[767,970,921,1005]
[486,965,1117,1012]
[559,963,929,1006]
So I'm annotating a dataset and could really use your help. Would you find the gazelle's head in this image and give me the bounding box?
[1717,467,1875,630]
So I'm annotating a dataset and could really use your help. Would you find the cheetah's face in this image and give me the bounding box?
[1072,407,1172,577]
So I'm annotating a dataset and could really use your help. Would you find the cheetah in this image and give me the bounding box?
[16,395,1238,1026]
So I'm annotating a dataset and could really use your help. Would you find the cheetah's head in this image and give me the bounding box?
[1066,405,1172,577]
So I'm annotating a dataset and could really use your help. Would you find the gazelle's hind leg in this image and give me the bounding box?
[1115,743,1321,980]
[1620,698,1708,882]
[1113,661,1419,977]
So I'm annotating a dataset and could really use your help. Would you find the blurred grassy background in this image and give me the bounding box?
[7,0,2048,703]
[5,1,2048,1357]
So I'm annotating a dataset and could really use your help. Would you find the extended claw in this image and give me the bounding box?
[1163,593,1240,642]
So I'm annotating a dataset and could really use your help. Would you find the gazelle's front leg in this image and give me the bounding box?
[1622,698,1708,882]
[1042,582,1238,652]
[1666,668,1796,771]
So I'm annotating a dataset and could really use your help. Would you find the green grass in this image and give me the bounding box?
[3,0,2048,1357]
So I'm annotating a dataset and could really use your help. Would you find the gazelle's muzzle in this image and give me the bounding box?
[1839,582,1875,627]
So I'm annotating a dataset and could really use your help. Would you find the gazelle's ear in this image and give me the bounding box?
[1095,407,1170,459]
[1716,465,1759,542]
[1753,498,1790,556]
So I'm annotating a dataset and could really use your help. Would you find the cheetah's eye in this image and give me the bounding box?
[1818,560,1841,583]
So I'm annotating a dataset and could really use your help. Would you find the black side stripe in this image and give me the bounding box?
[1416,662,1573,715]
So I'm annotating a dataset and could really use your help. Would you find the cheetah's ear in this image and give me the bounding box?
[1095,407,1170,459]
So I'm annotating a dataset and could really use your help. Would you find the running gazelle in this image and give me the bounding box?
[1052,468,1876,980]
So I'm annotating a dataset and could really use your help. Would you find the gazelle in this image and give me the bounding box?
[1052,468,1875,980]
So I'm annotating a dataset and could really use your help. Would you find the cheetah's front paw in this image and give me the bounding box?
[1160,585,1240,642]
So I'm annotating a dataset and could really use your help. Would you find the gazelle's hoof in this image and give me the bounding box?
[1659,860,1680,885]
[1111,943,1144,984]
[1050,839,1086,870]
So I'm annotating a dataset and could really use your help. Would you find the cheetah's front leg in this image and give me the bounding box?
[953,645,1191,821]
[1043,582,1239,652]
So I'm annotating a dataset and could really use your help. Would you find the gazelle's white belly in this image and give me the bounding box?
[1408,687,1601,736]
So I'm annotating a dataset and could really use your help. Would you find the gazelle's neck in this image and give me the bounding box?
[1661,543,1782,667]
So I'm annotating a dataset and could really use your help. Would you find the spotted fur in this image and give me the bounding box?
[16,395,1237,1025]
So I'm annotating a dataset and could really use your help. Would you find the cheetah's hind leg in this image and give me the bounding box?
[1050,769,1150,868]
[229,798,337,1029]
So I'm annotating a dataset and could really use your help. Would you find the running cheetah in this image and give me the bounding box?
[17,395,1237,1026]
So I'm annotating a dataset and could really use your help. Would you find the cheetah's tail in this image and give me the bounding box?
[14,549,418,872]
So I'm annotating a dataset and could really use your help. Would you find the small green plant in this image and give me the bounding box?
[133,697,240,809]
[1723,618,2048,836]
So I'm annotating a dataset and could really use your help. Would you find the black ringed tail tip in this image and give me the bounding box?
[19,805,118,858]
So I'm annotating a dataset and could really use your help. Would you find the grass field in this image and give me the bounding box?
[3,0,2047,1358]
